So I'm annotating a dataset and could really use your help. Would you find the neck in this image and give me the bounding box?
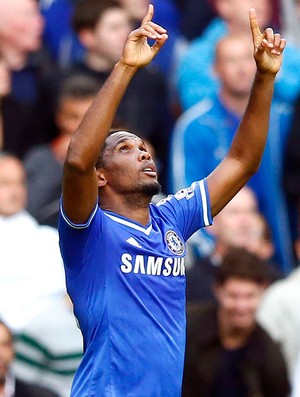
[100,192,152,226]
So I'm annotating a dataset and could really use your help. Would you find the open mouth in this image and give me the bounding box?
[141,164,157,177]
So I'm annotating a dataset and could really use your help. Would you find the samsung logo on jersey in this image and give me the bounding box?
[120,254,185,276]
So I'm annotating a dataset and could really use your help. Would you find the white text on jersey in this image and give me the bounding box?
[120,254,185,276]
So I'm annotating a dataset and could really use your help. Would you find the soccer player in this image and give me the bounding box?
[58,4,286,396]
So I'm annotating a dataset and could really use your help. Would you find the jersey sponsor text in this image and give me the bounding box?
[120,253,185,276]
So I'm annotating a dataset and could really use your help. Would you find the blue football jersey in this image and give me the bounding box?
[58,179,213,397]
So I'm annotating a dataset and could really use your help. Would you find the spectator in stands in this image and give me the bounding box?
[40,0,84,69]
[12,296,83,397]
[175,0,216,42]
[0,152,65,332]
[283,95,300,260]
[281,0,300,48]
[0,0,44,71]
[186,186,281,303]
[291,351,300,397]
[0,0,53,106]
[0,53,44,158]
[24,73,99,227]
[183,248,290,397]
[176,0,300,111]
[257,266,300,379]
[0,319,59,397]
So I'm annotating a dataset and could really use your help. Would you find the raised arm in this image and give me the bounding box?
[61,4,167,224]
[207,8,286,217]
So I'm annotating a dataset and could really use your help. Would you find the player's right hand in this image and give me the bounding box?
[120,4,168,69]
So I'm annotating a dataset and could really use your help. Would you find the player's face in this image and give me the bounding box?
[215,278,265,332]
[0,324,14,380]
[101,131,160,196]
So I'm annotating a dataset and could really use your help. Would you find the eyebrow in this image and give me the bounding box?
[112,136,143,150]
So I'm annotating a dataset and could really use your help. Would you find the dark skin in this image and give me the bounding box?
[62,5,286,227]
[98,132,161,215]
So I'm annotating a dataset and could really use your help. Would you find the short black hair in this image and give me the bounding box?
[215,248,272,285]
[54,72,101,112]
[58,73,100,100]
[72,0,123,33]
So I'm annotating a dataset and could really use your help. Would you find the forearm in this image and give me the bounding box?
[228,71,276,174]
[207,9,285,217]
[66,62,137,171]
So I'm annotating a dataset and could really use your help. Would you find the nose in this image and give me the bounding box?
[138,150,151,161]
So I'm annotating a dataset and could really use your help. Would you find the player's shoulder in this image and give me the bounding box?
[150,183,201,216]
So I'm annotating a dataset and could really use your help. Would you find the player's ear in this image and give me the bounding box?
[96,169,107,187]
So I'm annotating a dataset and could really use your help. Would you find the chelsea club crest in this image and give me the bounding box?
[165,230,185,255]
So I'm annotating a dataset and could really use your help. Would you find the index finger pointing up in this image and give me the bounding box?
[142,3,154,25]
[249,8,262,42]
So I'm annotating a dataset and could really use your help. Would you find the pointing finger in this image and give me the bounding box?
[142,3,154,25]
[249,8,262,42]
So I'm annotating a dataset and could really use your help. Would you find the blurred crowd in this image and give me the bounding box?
[0,0,299,396]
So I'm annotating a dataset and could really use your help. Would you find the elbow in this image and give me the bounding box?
[64,147,93,174]
[229,145,263,178]
[241,159,261,179]
[249,156,263,175]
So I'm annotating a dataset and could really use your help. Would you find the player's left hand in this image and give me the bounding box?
[249,8,286,75]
